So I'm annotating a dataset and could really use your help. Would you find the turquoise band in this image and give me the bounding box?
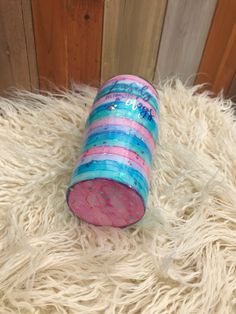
[86,100,158,142]
[82,130,152,165]
[71,159,149,203]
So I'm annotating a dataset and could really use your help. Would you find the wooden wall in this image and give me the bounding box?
[31,0,104,90]
[0,0,235,99]
[195,0,236,97]
[155,0,217,85]
[0,0,38,91]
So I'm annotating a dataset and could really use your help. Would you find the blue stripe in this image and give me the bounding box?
[82,130,152,165]
[70,160,149,204]
[85,124,153,152]
[86,100,158,142]
[95,82,159,115]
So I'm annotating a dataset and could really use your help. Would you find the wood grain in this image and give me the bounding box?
[195,0,236,95]
[228,72,236,102]
[101,0,167,83]
[32,0,68,90]
[67,0,104,87]
[0,0,31,91]
[212,23,236,94]
[32,0,104,90]
[21,0,39,90]
[155,0,217,85]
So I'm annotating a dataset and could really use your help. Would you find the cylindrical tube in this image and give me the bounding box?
[67,74,159,227]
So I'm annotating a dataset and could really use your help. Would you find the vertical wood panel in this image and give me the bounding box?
[195,0,236,95]
[32,0,68,90]
[0,0,31,91]
[212,24,236,94]
[155,0,217,85]
[101,0,167,83]
[228,73,236,102]
[21,0,39,90]
[32,0,104,90]
[101,0,125,83]
[67,0,104,87]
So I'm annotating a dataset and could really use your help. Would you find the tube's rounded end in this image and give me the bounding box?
[67,178,145,227]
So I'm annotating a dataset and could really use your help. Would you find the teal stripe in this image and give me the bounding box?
[86,124,153,152]
[70,160,149,204]
[82,131,152,165]
[95,83,159,115]
[86,101,158,142]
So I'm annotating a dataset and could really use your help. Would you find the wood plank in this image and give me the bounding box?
[212,23,236,94]
[101,0,167,83]
[0,0,31,92]
[101,0,125,83]
[31,0,68,90]
[228,72,236,102]
[21,0,39,90]
[155,0,217,85]
[195,0,236,95]
[67,0,104,87]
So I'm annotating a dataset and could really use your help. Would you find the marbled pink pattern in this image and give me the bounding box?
[68,179,145,227]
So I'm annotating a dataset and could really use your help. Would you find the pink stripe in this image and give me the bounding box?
[93,93,127,108]
[92,93,159,125]
[78,146,150,176]
[100,74,159,101]
[85,117,155,151]
[79,153,150,179]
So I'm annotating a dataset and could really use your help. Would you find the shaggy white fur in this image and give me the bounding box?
[0,81,236,314]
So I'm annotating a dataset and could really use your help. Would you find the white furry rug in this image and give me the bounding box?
[0,81,236,314]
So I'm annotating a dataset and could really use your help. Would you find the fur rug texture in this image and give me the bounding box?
[0,81,236,314]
